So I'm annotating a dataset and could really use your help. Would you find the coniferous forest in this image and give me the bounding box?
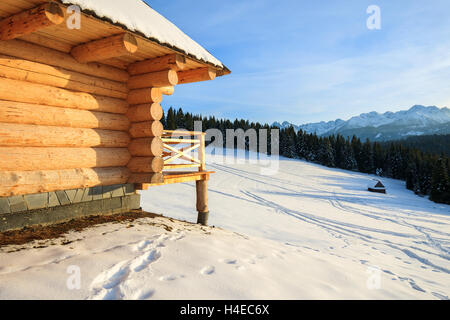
[162,107,450,205]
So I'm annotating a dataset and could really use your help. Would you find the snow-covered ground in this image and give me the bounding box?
[0,152,449,299]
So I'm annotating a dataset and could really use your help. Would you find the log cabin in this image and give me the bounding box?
[0,0,230,231]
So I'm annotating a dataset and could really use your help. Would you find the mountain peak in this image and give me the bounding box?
[272,105,450,141]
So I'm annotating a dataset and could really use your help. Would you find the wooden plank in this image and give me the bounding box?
[136,171,213,188]
[0,122,130,147]
[0,2,65,40]
[164,143,201,164]
[0,147,131,171]
[0,167,130,197]
[164,163,201,170]
[0,100,130,131]
[161,138,200,144]
[71,33,138,63]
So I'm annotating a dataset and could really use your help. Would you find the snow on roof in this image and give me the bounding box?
[368,180,385,189]
[60,0,224,68]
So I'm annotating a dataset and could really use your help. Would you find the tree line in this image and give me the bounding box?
[162,107,450,204]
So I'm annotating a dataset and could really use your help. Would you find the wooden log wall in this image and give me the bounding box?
[0,37,134,197]
[0,3,218,196]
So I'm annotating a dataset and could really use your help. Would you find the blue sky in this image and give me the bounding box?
[146,0,450,125]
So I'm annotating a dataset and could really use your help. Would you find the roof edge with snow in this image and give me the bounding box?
[60,0,228,72]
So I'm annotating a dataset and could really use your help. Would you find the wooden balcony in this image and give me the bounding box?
[136,130,214,190]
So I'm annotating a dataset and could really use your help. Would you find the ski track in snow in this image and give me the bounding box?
[1,153,449,300]
[140,154,450,299]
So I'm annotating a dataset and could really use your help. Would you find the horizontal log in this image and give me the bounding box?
[0,167,130,197]
[126,103,163,122]
[129,121,163,138]
[0,123,130,148]
[178,68,216,84]
[128,137,163,157]
[0,147,131,171]
[128,173,164,184]
[0,2,65,41]
[0,77,128,114]
[0,101,130,131]
[127,157,164,173]
[128,87,162,105]
[160,86,174,96]
[128,54,186,76]
[0,39,129,82]
[0,54,128,97]
[71,33,138,63]
[164,163,201,170]
[128,70,178,89]
[0,63,127,99]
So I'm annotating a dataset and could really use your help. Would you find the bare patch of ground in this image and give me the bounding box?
[0,210,170,248]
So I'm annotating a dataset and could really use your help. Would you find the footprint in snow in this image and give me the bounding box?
[200,266,215,275]
[130,249,161,272]
[134,289,155,300]
[133,240,153,252]
[169,232,185,241]
[221,259,237,264]
[159,274,178,281]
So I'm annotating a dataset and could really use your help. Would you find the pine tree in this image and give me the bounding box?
[430,157,450,204]
[166,107,176,130]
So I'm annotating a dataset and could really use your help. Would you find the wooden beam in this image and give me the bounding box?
[71,33,138,63]
[0,53,128,95]
[128,69,178,89]
[127,157,164,173]
[0,123,130,148]
[0,167,130,197]
[177,68,216,85]
[0,61,127,99]
[0,2,65,41]
[196,179,209,225]
[0,101,130,131]
[126,103,163,122]
[0,147,131,171]
[160,86,174,96]
[129,121,164,138]
[0,39,129,82]
[128,54,186,76]
[129,173,164,184]
[136,171,212,189]
[128,87,162,104]
[0,78,128,114]
[128,137,163,157]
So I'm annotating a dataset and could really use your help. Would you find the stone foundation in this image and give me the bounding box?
[0,184,141,232]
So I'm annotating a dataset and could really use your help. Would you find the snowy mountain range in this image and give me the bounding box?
[273,105,450,141]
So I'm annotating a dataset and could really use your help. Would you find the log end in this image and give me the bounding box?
[123,33,138,54]
[44,2,66,25]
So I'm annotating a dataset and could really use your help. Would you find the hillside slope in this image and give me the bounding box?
[0,153,448,299]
